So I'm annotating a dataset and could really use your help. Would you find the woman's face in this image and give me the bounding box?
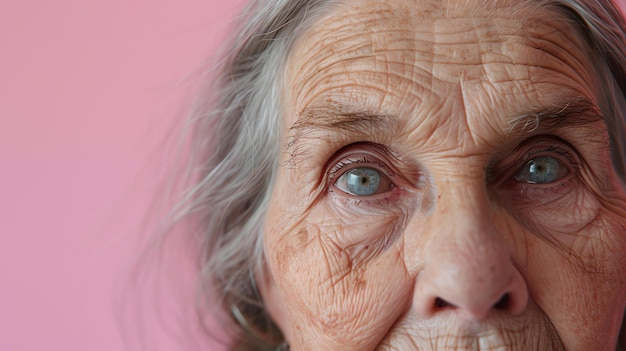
[258,0,626,349]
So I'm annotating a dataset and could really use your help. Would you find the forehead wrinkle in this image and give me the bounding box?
[288,3,443,92]
[290,34,436,110]
[284,0,602,159]
[292,10,593,99]
[293,67,431,118]
[290,32,435,118]
[522,22,594,86]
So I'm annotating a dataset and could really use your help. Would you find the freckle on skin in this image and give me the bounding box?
[355,277,367,290]
[296,227,309,247]
[276,227,310,273]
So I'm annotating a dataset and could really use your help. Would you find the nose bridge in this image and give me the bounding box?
[412,179,529,320]
[438,180,499,252]
[432,183,509,290]
[433,176,498,253]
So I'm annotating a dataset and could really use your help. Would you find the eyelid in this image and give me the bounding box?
[329,156,395,179]
[326,143,402,180]
[493,136,581,186]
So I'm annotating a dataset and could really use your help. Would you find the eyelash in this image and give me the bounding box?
[503,142,581,196]
[329,157,393,179]
[518,145,577,166]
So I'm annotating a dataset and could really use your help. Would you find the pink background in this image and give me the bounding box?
[0,1,244,350]
[1,1,624,351]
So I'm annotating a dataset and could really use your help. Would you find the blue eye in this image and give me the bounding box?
[337,167,382,196]
[514,156,569,184]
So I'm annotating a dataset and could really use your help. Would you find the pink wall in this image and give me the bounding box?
[1,1,624,351]
[0,1,243,350]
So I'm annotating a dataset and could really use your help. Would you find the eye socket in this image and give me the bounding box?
[514,155,569,184]
[335,166,393,196]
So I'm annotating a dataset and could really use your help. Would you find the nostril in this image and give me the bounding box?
[435,297,451,309]
[494,293,510,310]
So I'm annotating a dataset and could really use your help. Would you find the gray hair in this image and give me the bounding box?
[175,0,626,349]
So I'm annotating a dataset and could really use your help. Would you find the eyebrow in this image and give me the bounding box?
[286,97,604,164]
[286,103,399,164]
[506,98,603,135]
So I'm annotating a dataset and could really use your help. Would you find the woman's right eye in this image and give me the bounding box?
[335,166,393,196]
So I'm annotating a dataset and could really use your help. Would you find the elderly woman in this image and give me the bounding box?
[181,0,626,349]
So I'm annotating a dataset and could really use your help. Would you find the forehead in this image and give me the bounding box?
[284,0,596,137]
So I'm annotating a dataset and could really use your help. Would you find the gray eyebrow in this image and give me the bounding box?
[285,97,604,165]
[286,104,399,165]
[506,98,603,134]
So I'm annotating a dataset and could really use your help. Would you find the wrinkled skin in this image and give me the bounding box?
[258,0,626,349]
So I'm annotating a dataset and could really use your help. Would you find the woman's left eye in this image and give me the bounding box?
[335,167,392,196]
[514,155,569,184]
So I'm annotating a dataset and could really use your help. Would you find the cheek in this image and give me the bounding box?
[521,206,626,348]
[494,166,626,347]
[510,179,601,246]
[265,204,414,349]
[323,192,415,248]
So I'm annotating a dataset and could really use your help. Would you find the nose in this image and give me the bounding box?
[412,202,528,321]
